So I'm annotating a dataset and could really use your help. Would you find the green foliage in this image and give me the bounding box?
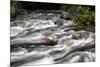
[60,5,72,12]
[11,0,17,17]
[74,6,95,27]
[61,5,95,27]
[11,6,16,15]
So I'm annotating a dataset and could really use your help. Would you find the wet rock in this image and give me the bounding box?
[11,35,57,48]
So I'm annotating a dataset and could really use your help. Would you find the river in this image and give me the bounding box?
[10,10,95,67]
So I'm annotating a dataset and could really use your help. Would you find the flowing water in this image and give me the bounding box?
[10,10,95,67]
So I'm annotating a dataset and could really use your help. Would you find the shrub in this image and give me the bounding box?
[60,5,72,12]
[11,0,17,17]
[74,6,95,27]
[60,5,95,27]
[11,6,16,16]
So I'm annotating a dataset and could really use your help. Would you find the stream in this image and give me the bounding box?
[10,10,95,67]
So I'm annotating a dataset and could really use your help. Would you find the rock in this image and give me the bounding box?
[11,35,57,48]
[10,27,24,38]
[61,11,73,20]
